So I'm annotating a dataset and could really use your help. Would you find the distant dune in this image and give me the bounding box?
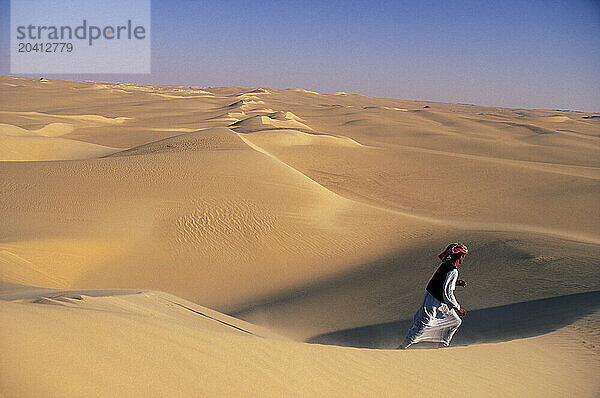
[0,121,120,160]
[1,76,599,397]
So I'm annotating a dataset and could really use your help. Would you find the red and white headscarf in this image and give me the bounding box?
[438,243,469,261]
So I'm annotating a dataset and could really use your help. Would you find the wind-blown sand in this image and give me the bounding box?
[1,76,599,397]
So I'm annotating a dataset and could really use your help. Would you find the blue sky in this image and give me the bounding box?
[1,0,599,111]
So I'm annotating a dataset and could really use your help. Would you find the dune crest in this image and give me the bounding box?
[230,114,313,132]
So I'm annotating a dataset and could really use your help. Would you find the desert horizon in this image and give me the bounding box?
[0,74,599,396]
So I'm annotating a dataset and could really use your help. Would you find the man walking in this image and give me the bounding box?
[399,243,469,349]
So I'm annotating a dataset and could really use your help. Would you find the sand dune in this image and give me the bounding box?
[232,230,600,340]
[108,127,249,156]
[0,110,131,125]
[0,122,120,160]
[230,114,313,132]
[287,88,319,95]
[268,110,303,121]
[0,121,74,136]
[309,290,600,348]
[239,129,364,148]
[1,76,599,397]
[1,124,428,310]
[208,111,247,122]
[2,283,598,397]
[226,99,269,112]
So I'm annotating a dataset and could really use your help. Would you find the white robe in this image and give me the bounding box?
[402,268,462,347]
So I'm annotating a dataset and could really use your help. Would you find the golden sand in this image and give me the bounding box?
[1,76,599,397]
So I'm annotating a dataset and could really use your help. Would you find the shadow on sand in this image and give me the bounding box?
[306,290,600,349]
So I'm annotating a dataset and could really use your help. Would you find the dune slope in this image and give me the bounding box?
[0,125,435,312]
[1,284,598,398]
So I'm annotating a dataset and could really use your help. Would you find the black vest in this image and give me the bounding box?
[425,261,457,304]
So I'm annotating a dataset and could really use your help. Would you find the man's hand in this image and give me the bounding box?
[456,279,467,288]
[457,308,467,317]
